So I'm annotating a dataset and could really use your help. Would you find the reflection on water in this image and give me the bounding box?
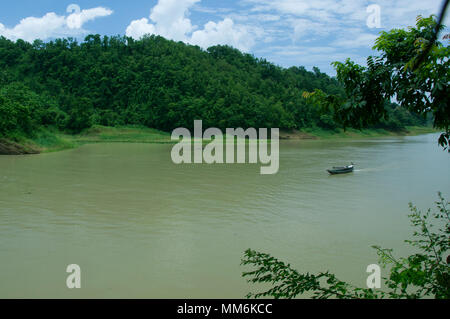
[0,134,449,298]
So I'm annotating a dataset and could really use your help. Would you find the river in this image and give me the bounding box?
[0,133,448,298]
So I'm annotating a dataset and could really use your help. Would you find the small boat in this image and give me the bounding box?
[327,163,355,175]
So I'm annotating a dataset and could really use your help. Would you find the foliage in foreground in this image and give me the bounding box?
[303,15,449,150]
[241,193,450,299]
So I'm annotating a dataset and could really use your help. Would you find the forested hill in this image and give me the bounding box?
[0,34,424,137]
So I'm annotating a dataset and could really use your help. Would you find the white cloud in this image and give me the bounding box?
[292,19,328,41]
[66,5,113,30]
[126,0,256,52]
[125,18,156,40]
[190,18,255,51]
[332,31,378,49]
[123,0,450,73]
[125,0,199,42]
[241,0,449,73]
[0,4,112,42]
[0,13,66,42]
[246,0,448,31]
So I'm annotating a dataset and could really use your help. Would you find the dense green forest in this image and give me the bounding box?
[0,34,426,139]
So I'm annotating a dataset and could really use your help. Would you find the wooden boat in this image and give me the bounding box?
[327,163,355,175]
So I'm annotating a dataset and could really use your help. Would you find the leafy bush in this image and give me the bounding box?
[0,83,43,137]
[41,107,69,130]
[66,98,94,133]
[303,16,449,149]
[242,193,450,299]
[0,95,33,136]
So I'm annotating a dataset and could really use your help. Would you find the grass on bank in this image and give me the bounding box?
[298,126,438,139]
[0,128,75,154]
[0,125,171,154]
[66,125,172,144]
[0,125,438,155]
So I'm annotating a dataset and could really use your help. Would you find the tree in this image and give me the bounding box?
[241,193,450,299]
[66,97,94,133]
[0,83,44,137]
[303,15,449,150]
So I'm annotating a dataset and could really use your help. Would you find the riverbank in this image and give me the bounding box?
[285,126,437,140]
[0,126,170,155]
[0,138,40,155]
[0,129,76,155]
[0,125,438,155]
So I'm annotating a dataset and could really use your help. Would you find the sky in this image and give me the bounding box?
[0,0,448,74]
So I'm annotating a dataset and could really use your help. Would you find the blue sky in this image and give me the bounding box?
[0,0,448,74]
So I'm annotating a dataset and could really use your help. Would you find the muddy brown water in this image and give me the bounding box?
[0,133,448,298]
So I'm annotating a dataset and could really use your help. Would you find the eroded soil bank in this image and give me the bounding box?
[0,139,40,155]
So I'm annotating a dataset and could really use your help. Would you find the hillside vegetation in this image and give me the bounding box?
[0,34,427,150]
